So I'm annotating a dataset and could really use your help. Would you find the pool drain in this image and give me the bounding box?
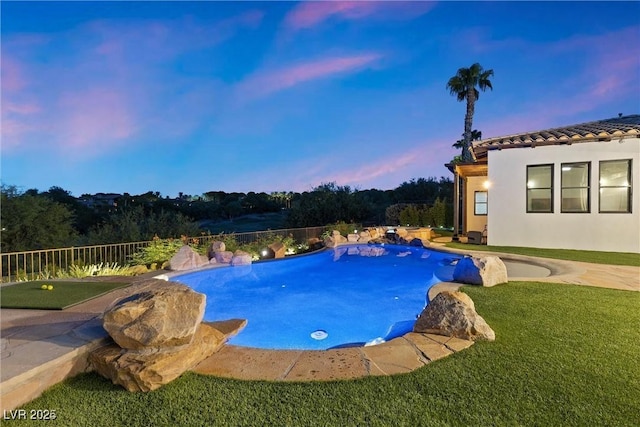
[310,330,328,340]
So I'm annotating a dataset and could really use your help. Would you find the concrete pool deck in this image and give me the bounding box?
[1,251,638,411]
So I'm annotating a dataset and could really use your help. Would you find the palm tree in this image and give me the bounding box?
[447,63,494,162]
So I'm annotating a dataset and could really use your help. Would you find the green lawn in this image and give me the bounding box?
[0,280,129,310]
[444,242,640,266]
[14,282,640,426]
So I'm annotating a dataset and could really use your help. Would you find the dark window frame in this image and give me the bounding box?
[526,164,554,213]
[599,159,632,214]
[474,191,488,216]
[561,161,590,213]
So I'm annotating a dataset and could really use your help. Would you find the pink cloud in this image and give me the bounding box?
[285,1,379,30]
[84,9,263,68]
[236,53,382,101]
[2,9,266,157]
[2,56,28,92]
[328,150,419,185]
[3,101,40,115]
[57,88,136,152]
[284,1,436,31]
[284,138,456,192]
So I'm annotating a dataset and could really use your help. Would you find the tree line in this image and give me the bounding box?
[1,177,453,252]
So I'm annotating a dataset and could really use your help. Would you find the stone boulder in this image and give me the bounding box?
[214,251,234,264]
[357,230,371,243]
[453,256,508,287]
[102,281,205,350]
[347,233,359,242]
[207,241,226,259]
[231,250,252,266]
[324,230,347,248]
[406,227,433,242]
[90,323,226,392]
[414,291,495,341]
[395,228,409,239]
[409,238,424,247]
[268,241,286,258]
[169,245,209,271]
[366,228,381,240]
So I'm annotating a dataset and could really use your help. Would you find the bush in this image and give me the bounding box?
[396,199,448,227]
[130,238,187,267]
[67,263,137,278]
[324,221,360,237]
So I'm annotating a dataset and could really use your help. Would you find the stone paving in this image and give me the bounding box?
[1,252,638,411]
[192,332,472,381]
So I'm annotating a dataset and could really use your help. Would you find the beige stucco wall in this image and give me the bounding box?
[464,175,488,234]
[487,137,640,253]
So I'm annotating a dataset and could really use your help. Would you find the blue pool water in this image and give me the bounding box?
[171,244,461,350]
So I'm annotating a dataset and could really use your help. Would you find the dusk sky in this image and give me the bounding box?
[2,1,639,198]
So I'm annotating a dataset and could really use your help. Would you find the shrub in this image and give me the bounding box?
[130,238,185,267]
[324,221,360,237]
[67,263,136,278]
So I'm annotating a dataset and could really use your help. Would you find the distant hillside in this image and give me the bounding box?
[199,212,288,234]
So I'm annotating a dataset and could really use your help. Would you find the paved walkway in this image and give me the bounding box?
[1,252,638,411]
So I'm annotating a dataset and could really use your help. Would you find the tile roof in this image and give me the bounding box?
[471,114,640,160]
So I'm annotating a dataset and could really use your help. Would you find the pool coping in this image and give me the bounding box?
[1,247,638,411]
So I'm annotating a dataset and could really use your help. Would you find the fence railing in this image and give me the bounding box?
[0,226,329,283]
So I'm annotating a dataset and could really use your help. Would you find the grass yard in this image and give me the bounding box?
[0,280,129,310]
[14,281,640,426]
[445,242,640,267]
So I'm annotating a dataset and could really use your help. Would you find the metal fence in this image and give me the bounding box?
[0,226,329,283]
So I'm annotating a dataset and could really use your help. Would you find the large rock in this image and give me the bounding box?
[395,228,408,239]
[90,323,225,392]
[453,256,508,287]
[102,281,205,350]
[357,230,371,243]
[231,250,252,266]
[207,241,226,259]
[405,227,433,242]
[214,251,234,264]
[409,238,424,247]
[324,231,348,248]
[366,228,381,240]
[169,245,209,271]
[347,233,359,242]
[414,291,495,341]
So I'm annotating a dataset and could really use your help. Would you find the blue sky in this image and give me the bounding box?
[2,1,639,197]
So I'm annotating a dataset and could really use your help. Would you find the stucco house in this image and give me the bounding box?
[447,114,640,253]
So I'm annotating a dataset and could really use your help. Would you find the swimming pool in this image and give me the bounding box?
[171,244,462,350]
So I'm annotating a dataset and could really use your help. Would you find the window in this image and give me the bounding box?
[561,162,590,213]
[527,164,553,212]
[600,159,632,213]
[474,191,488,215]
